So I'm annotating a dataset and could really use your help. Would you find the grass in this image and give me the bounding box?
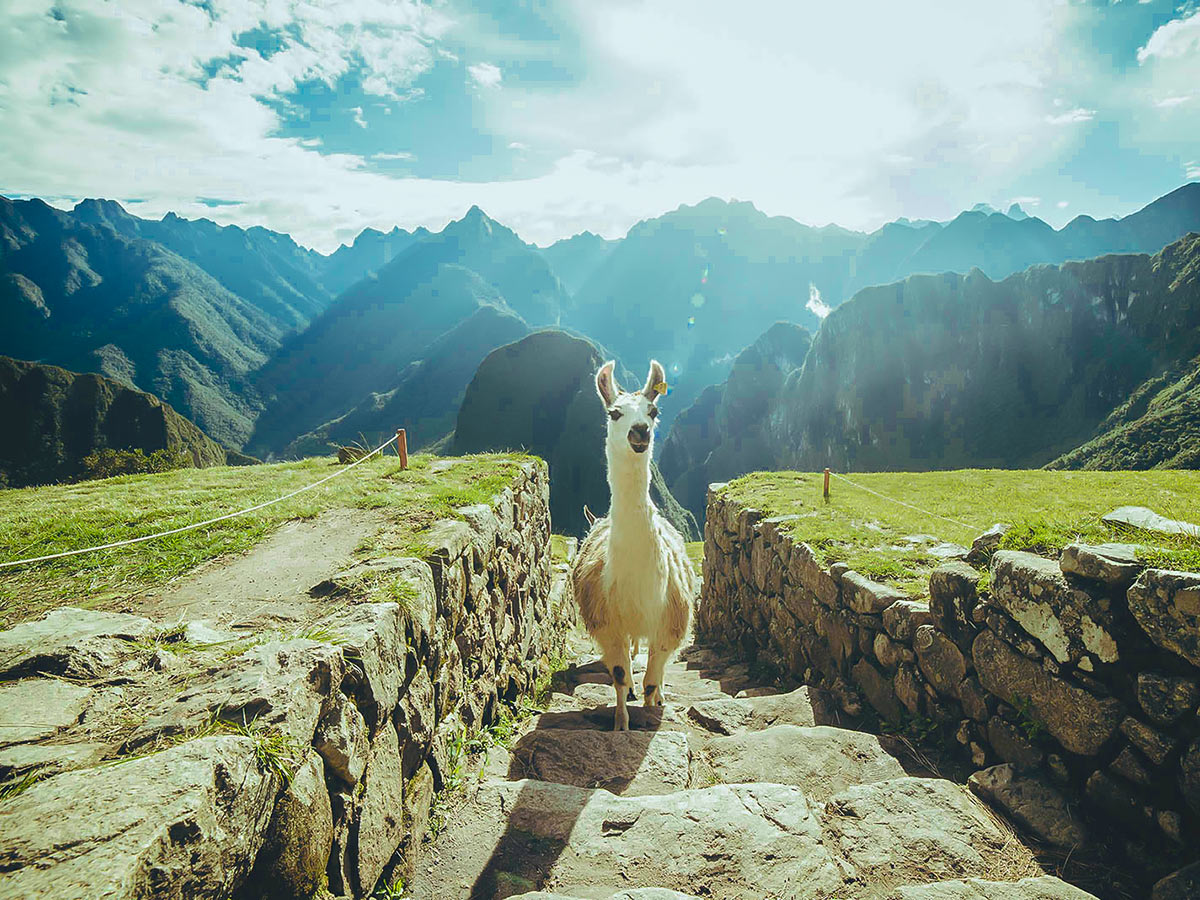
[717,469,1200,595]
[685,541,704,577]
[550,534,572,565]
[0,451,537,628]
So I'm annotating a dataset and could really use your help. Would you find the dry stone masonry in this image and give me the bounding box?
[699,484,1200,897]
[0,459,574,900]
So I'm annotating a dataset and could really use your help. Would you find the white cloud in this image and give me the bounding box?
[1155,95,1192,108]
[1057,200,1070,208]
[0,0,1190,249]
[352,107,367,128]
[1010,195,1040,206]
[1045,107,1095,125]
[1138,10,1200,63]
[1188,161,1200,179]
[373,151,415,161]
[806,283,832,319]
[467,62,502,89]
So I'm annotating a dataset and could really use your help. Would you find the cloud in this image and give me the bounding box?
[352,107,367,128]
[1138,10,1200,63]
[373,151,415,161]
[1045,107,1095,125]
[1155,95,1192,108]
[1188,161,1200,179]
[0,0,1190,249]
[806,283,832,319]
[1010,195,1040,206]
[1057,200,1070,208]
[467,62,502,89]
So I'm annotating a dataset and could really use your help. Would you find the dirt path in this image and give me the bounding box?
[134,507,390,631]
[411,635,1096,900]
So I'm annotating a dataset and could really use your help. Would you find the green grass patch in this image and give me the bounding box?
[718,469,1200,595]
[0,451,537,628]
[685,541,704,577]
[550,534,572,565]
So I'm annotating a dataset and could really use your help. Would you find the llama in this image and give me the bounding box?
[572,359,696,731]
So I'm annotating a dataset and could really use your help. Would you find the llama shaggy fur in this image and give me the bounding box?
[572,359,696,731]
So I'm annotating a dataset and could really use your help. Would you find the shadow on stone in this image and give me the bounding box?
[467,667,666,899]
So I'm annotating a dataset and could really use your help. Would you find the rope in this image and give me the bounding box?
[0,435,398,571]
[827,471,981,534]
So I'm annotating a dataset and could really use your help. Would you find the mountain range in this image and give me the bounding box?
[2,183,1198,507]
[655,231,1200,523]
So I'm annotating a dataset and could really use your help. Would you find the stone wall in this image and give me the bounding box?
[699,484,1200,891]
[0,459,576,900]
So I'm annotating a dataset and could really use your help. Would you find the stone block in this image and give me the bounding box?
[968,763,1086,848]
[883,600,933,642]
[990,551,1119,667]
[852,658,902,722]
[1136,671,1199,726]
[914,625,967,698]
[973,630,1123,756]
[986,716,1042,770]
[843,571,908,614]
[1128,568,1200,667]
[929,561,982,654]
[967,523,1010,564]
[0,607,154,679]
[1118,716,1177,766]
[1059,543,1142,590]
[355,723,405,895]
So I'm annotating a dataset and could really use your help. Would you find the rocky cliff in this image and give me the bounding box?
[659,321,811,524]
[775,233,1200,472]
[451,329,698,539]
[0,355,226,487]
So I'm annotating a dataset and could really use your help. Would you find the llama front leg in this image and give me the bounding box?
[644,646,669,707]
[601,636,634,731]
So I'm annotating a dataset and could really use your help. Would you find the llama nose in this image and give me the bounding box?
[628,423,650,452]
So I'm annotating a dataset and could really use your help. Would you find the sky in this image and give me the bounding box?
[1,0,1198,252]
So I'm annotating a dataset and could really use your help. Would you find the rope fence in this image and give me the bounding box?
[0,432,402,572]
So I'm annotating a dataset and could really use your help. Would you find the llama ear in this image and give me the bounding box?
[596,360,619,406]
[642,359,667,401]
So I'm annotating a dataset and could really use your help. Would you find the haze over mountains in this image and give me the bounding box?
[2,183,1199,518]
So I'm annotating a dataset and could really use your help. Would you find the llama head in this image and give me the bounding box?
[595,359,666,457]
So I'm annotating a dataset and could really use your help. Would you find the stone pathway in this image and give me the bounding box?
[411,640,1096,900]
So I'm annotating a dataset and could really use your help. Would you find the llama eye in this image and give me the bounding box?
[648,407,658,419]
[608,409,622,420]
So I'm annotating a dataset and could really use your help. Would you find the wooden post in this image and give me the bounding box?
[396,428,408,470]
[823,467,831,502]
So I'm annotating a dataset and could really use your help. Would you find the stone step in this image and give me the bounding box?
[705,723,909,801]
[687,685,836,735]
[410,774,1075,900]
[886,877,1098,898]
[512,890,700,900]
[0,735,277,900]
[507,728,691,796]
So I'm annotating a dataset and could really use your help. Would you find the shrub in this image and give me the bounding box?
[80,447,192,480]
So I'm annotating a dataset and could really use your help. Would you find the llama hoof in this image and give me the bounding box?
[614,710,630,731]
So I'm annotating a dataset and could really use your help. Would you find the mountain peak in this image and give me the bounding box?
[1007,203,1030,221]
[72,197,137,229]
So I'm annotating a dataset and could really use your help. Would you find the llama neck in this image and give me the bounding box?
[607,447,654,535]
